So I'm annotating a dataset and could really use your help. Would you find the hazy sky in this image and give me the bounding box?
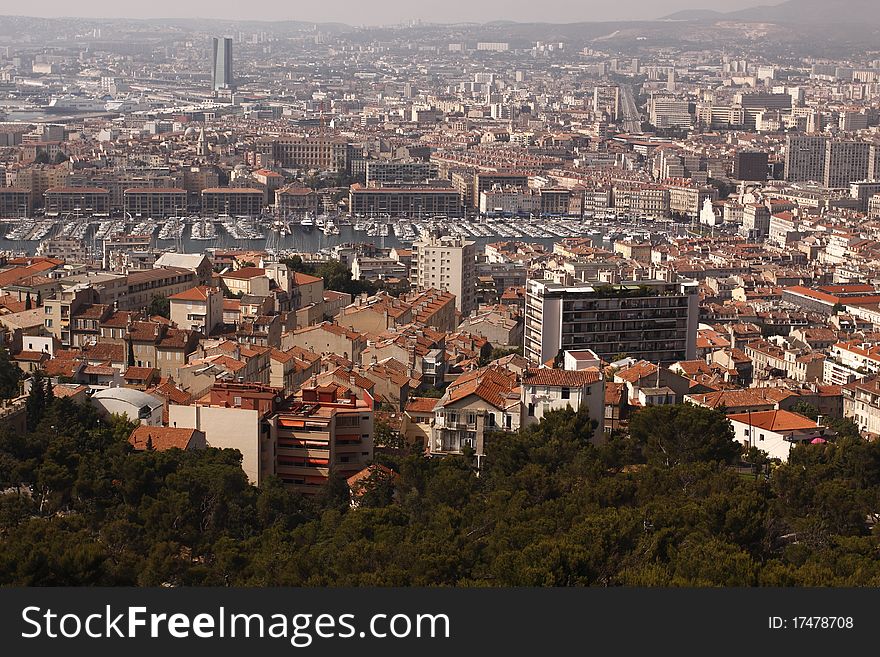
[4,1,763,25]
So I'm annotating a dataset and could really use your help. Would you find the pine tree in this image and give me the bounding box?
[26,371,47,432]
[24,293,31,311]
[35,290,42,306]
[0,347,22,399]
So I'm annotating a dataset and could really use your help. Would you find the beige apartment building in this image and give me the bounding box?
[169,286,224,334]
[123,187,187,218]
[201,188,265,216]
[410,234,476,315]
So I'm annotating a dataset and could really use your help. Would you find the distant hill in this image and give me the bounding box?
[661,9,725,21]
[663,0,880,24]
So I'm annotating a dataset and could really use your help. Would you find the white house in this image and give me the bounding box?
[521,367,605,436]
[726,409,827,462]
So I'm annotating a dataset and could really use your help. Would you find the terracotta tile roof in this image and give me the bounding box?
[83,364,118,376]
[14,350,48,362]
[129,426,200,451]
[605,381,625,405]
[269,348,295,363]
[346,464,398,491]
[445,366,518,409]
[0,294,27,313]
[147,380,193,405]
[522,367,602,386]
[83,342,125,363]
[688,387,795,409]
[74,304,110,320]
[615,360,659,383]
[100,311,138,328]
[44,358,83,378]
[169,286,216,302]
[405,396,438,413]
[293,272,323,285]
[726,409,819,432]
[124,366,158,381]
[53,384,87,398]
[223,267,266,280]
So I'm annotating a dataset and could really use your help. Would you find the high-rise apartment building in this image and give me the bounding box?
[410,233,476,315]
[823,140,870,189]
[784,134,827,183]
[524,278,699,366]
[211,37,233,91]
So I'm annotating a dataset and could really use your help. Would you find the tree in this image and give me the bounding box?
[26,371,48,432]
[24,293,31,310]
[0,348,22,399]
[315,260,376,296]
[629,404,741,467]
[373,419,407,451]
[35,290,42,307]
[147,295,169,319]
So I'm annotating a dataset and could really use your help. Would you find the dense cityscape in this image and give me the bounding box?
[2,2,880,586]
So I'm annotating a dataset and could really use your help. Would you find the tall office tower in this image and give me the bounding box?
[784,134,827,183]
[823,140,871,189]
[523,278,700,366]
[211,37,233,91]
[410,233,476,315]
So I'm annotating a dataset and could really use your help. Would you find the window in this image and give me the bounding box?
[760,434,765,441]
[45,319,52,328]
[233,396,242,406]
[45,306,51,314]
[528,403,535,417]
[561,387,570,400]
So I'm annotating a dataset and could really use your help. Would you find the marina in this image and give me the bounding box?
[0,213,690,258]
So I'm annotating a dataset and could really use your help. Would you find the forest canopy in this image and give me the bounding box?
[1,399,880,586]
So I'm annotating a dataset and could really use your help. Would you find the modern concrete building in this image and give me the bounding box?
[524,278,700,366]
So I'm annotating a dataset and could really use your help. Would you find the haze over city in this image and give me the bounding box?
[3,1,764,25]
